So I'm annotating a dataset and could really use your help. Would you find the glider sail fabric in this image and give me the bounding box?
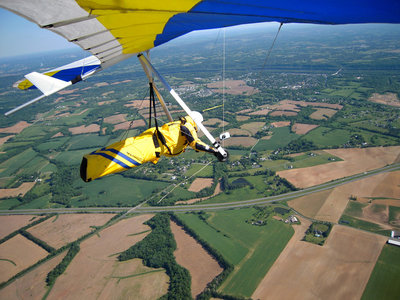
[2,0,399,69]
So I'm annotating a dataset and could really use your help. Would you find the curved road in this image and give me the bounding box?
[1,163,399,216]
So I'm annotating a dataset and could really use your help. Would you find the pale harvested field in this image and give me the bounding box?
[288,171,400,224]
[252,224,387,300]
[240,122,265,135]
[0,135,14,146]
[236,115,250,121]
[0,121,31,134]
[58,88,79,95]
[248,109,270,116]
[269,110,298,117]
[68,124,100,135]
[0,215,39,239]
[98,100,117,106]
[278,146,400,188]
[292,123,319,134]
[229,128,251,136]
[369,92,400,107]
[207,80,258,95]
[103,113,127,124]
[271,121,290,128]
[288,189,333,219]
[0,182,36,198]
[188,178,213,192]
[310,108,338,120]
[113,119,146,131]
[202,118,229,127]
[124,99,150,109]
[221,137,258,147]
[171,221,222,298]
[280,99,343,110]
[237,108,253,115]
[176,182,222,205]
[0,252,66,300]
[27,214,115,249]
[51,132,64,138]
[48,214,169,300]
[0,235,49,283]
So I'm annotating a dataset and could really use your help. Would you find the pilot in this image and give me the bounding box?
[80,111,227,182]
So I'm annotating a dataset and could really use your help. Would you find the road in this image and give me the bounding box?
[1,162,399,216]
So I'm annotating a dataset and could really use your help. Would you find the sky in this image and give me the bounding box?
[0,7,281,59]
[0,8,79,58]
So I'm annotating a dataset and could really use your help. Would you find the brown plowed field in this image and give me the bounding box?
[27,214,115,249]
[271,121,290,128]
[171,221,222,297]
[0,234,49,283]
[269,110,298,117]
[0,121,31,134]
[103,114,127,124]
[369,92,400,107]
[278,146,400,188]
[189,178,213,192]
[0,215,39,239]
[48,214,169,300]
[113,119,146,131]
[252,224,386,300]
[292,123,319,134]
[289,170,400,224]
[68,124,100,135]
[0,251,67,299]
[240,122,265,135]
[0,182,36,198]
[0,135,14,146]
[310,108,338,120]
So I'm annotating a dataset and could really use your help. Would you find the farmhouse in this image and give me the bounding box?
[388,231,400,247]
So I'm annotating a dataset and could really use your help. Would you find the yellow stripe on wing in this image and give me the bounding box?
[76,0,202,54]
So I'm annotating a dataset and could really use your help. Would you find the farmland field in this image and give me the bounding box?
[361,244,400,299]
[253,224,387,300]
[170,220,222,298]
[27,214,115,249]
[48,214,169,299]
[0,234,49,283]
[176,208,294,297]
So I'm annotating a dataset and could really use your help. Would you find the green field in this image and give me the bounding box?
[339,215,391,236]
[362,244,400,300]
[68,134,110,150]
[176,208,294,297]
[72,175,169,207]
[343,201,367,218]
[303,127,351,147]
[0,148,38,177]
[254,127,299,151]
[389,206,400,225]
[36,137,70,152]
[185,163,213,177]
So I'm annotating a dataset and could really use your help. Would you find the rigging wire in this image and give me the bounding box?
[222,28,226,146]
[249,22,283,96]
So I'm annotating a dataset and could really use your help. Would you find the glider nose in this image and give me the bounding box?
[80,157,90,182]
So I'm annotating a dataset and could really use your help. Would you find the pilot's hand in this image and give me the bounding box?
[214,150,229,162]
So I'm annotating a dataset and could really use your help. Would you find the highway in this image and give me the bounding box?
[1,162,399,216]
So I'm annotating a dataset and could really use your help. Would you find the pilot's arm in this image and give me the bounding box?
[180,123,217,154]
